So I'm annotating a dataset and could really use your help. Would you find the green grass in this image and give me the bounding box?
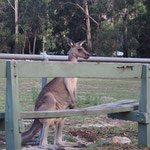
[77,78,140,108]
[0,78,141,112]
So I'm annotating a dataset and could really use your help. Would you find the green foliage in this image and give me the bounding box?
[132,0,150,57]
[46,0,86,54]
[101,21,115,56]
[0,0,13,53]
[0,0,149,57]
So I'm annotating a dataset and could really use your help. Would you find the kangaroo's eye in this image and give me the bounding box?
[78,48,82,52]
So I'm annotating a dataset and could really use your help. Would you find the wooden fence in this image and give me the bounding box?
[0,59,150,149]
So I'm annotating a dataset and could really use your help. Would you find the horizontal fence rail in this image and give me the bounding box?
[0,61,145,79]
[21,101,138,119]
[0,100,138,119]
[0,53,150,63]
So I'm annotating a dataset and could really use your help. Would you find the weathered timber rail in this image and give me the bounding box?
[0,100,139,119]
[0,58,150,150]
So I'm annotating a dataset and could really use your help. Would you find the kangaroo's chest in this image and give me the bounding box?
[71,78,77,89]
[67,78,77,91]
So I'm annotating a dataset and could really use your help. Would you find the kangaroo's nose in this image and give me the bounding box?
[86,53,90,59]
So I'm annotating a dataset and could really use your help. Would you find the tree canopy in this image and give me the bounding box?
[0,0,149,58]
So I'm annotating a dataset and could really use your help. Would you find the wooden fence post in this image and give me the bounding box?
[41,77,47,89]
[5,61,21,150]
[138,65,150,147]
[41,53,48,89]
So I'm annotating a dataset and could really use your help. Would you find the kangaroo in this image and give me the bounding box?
[0,38,90,148]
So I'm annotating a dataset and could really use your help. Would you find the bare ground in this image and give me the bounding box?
[0,116,145,150]
[16,116,144,150]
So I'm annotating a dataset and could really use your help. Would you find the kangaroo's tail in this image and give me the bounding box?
[22,119,42,144]
[0,119,42,144]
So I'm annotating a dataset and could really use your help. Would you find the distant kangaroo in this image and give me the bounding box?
[0,38,90,148]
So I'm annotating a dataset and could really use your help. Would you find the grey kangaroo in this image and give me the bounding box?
[0,38,90,148]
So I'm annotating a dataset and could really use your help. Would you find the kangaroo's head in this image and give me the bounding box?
[67,38,90,60]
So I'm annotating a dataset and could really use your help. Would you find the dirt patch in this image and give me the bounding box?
[64,116,142,150]
[69,126,137,143]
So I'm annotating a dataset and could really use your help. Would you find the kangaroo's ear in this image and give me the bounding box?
[76,40,86,47]
[66,37,76,47]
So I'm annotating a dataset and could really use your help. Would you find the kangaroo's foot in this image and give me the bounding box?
[39,144,65,150]
[26,136,40,145]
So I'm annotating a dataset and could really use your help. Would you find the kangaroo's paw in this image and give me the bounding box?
[54,141,65,147]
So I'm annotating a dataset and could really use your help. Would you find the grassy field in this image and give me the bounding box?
[0,78,141,111]
[0,78,142,149]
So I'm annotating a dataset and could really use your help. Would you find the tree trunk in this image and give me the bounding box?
[83,0,92,54]
[22,39,26,54]
[28,38,31,54]
[42,36,46,53]
[96,12,102,56]
[15,0,19,53]
[33,30,37,54]
[123,8,128,57]
[112,0,118,57]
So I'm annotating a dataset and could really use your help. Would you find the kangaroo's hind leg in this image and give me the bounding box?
[54,118,65,146]
[38,93,57,148]
[39,121,50,148]
[54,119,85,148]
[39,119,63,150]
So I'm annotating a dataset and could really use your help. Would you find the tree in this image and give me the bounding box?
[89,0,114,56]
[84,0,92,54]
[19,0,47,54]
[0,0,149,58]
[0,0,14,53]
[15,0,19,53]
[133,0,150,57]
[46,0,86,55]
[122,7,128,57]
[5,0,19,53]
[56,0,93,54]
[114,0,146,57]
